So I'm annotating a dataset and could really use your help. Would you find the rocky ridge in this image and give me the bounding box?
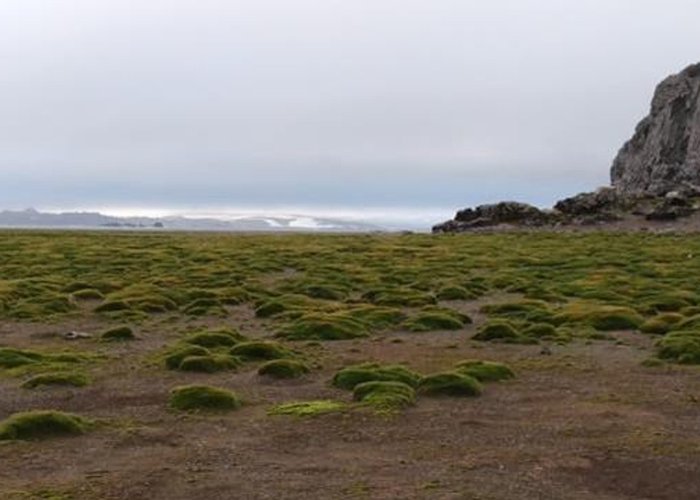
[434,63,700,234]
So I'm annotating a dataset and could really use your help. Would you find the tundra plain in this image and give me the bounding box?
[0,230,699,500]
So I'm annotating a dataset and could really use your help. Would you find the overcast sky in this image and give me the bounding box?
[1,0,699,224]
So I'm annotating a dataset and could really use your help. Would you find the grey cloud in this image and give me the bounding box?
[1,0,700,215]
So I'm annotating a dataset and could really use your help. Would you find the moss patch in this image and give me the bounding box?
[178,354,241,373]
[21,371,90,389]
[473,321,532,344]
[0,411,90,440]
[258,359,310,379]
[101,325,135,341]
[268,400,347,417]
[418,372,483,397]
[353,380,416,412]
[332,363,421,390]
[230,341,292,360]
[169,385,242,412]
[656,330,700,364]
[402,308,471,332]
[454,360,515,382]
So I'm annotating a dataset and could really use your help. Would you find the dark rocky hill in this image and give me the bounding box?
[434,63,700,233]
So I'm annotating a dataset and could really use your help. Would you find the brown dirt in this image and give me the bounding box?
[1,303,699,500]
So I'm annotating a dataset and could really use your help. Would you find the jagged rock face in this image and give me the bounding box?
[611,63,700,196]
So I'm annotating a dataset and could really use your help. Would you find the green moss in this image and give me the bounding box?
[169,385,242,411]
[473,321,532,343]
[276,313,368,340]
[21,371,90,389]
[230,341,292,360]
[352,380,416,412]
[183,329,243,348]
[656,330,700,364]
[95,300,131,313]
[345,306,406,330]
[178,354,241,373]
[254,294,322,318]
[454,360,515,382]
[303,284,348,301]
[268,400,347,417]
[0,411,90,440]
[258,359,310,379]
[101,325,135,341]
[0,348,44,368]
[362,287,437,307]
[332,363,421,390]
[164,345,210,370]
[522,323,560,339]
[402,308,471,332]
[481,300,550,317]
[71,288,104,301]
[640,313,685,334]
[183,298,227,316]
[436,285,474,301]
[418,372,483,397]
[553,303,643,331]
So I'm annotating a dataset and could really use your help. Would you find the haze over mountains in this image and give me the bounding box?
[0,208,383,232]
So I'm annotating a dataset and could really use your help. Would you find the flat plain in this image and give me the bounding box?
[0,230,699,500]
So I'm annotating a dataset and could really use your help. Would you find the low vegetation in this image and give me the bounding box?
[169,385,242,411]
[268,400,347,417]
[0,411,90,440]
[332,363,421,390]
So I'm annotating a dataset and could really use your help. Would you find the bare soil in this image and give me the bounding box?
[1,301,699,500]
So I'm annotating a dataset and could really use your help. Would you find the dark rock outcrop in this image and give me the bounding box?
[611,63,700,196]
[433,202,556,233]
[434,63,700,234]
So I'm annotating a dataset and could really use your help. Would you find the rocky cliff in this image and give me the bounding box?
[434,63,700,233]
[611,63,700,196]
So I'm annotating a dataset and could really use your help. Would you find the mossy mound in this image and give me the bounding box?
[302,284,348,301]
[182,298,227,316]
[183,329,244,348]
[0,411,90,440]
[71,288,105,301]
[639,293,697,314]
[178,354,241,373]
[21,371,90,389]
[522,323,560,339]
[0,347,87,372]
[402,308,471,332]
[352,380,416,411]
[418,372,483,397]
[640,313,685,334]
[254,294,324,318]
[345,306,406,330]
[230,341,292,360]
[164,345,211,370]
[481,300,551,317]
[362,288,437,307]
[473,321,533,344]
[0,348,45,368]
[436,285,474,301]
[169,385,242,411]
[268,400,347,417]
[655,330,700,364]
[332,363,421,390]
[553,303,643,331]
[258,359,310,379]
[276,313,368,340]
[454,360,515,382]
[101,326,135,341]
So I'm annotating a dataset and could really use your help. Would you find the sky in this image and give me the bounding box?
[1,0,700,227]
